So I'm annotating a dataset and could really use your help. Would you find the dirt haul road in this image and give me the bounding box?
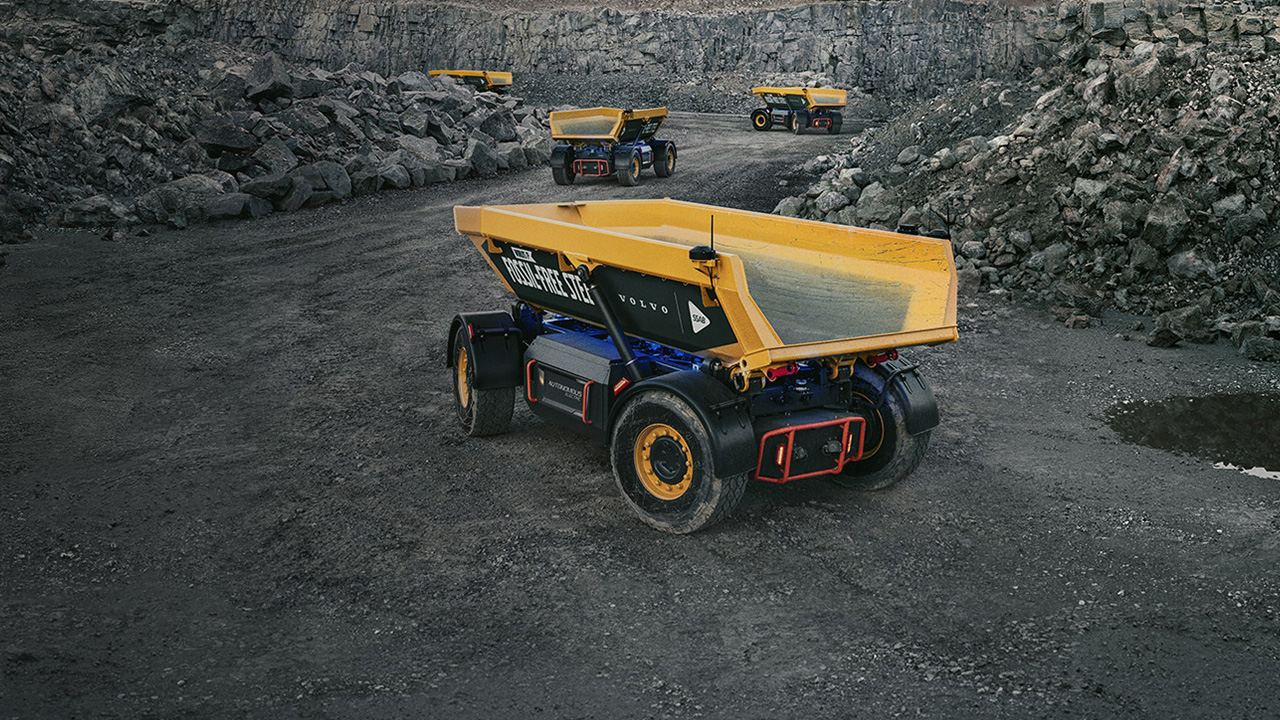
[3,113,1280,719]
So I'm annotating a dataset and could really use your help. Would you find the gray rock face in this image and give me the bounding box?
[189,1,1046,101]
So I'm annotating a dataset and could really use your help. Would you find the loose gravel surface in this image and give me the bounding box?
[3,113,1280,719]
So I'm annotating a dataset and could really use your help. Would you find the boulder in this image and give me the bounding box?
[134,174,229,228]
[1225,208,1267,241]
[1114,57,1164,104]
[1153,304,1212,344]
[1140,193,1190,249]
[276,104,331,136]
[1042,242,1070,274]
[245,54,295,102]
[815,190,849,214]
[60,194,131,227]
[241,172,294,201]
[1240,336,1280,362]
[1166,249,1211,280]
[312,161,352,199]
[252,138,299,175]
[69,65,151,125]
[194,117,257,154]
[379,164,412,189]
[774,196,804,218]
[464,137,500,176]
[853,182,899,224]
[479,110,519,142]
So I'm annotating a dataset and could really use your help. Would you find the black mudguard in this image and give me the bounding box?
[612,147,635,171]
[446,311,523,390]
[852,357,939,436]
[610,370,756,478]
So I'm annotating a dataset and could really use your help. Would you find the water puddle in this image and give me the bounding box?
[1106,393,1280,478]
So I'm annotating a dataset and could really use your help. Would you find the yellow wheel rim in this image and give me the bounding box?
[634,423,692,501]
[631,157,640,178]
[666,151,675,172]
[754,114,767,128]
[456,345,471,409]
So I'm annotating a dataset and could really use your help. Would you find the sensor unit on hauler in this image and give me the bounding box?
[448,199,957,533]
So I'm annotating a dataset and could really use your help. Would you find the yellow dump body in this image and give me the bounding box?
[454,199,957,379]
[428,70,513,91]
[549,107,667,142]
[752,86,848,110]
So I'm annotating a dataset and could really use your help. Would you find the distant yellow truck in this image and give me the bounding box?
[751,86,847,134]
[548,107,675,186]
[448,199,957,532]
[428,69,513,92]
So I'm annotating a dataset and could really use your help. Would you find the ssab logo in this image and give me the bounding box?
[688,302,711,334]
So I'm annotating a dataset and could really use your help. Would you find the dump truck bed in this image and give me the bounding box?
[428,69,513,89]
[752,86,847,110]
[454,199,956,375]
[549,107,667,142]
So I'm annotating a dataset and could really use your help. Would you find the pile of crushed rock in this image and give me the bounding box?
[775,37,1280,362]
[0,33,551,242]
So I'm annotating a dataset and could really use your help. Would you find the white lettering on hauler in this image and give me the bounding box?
[688,301,711,333]
[499,256,594,306]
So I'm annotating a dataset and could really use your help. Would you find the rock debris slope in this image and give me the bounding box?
[774,7,1280,359]
[0,32,551,239]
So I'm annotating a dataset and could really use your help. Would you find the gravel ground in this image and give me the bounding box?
[3,113,1280,719]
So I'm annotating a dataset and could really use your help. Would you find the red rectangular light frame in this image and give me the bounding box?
[573,159,611,177]
[753,416,866,483]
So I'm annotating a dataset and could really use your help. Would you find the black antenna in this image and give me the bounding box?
[710,215,715,254]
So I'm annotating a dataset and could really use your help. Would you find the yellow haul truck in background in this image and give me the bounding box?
[449,199,957,532]
[548,107,675,186]
[751,86,848,134]
[428,69,513,92]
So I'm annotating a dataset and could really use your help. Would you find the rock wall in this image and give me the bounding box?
[185,0,1050,99]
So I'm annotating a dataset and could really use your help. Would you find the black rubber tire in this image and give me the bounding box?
[750,109,773,131]
[832,382,929,491]
[616,152,641,186]
[610,390,747,533]
[828,120,842,135]
[654,143,676,178]
[552,163,574,185]
[451,327,513,437]
[792,114,806,135]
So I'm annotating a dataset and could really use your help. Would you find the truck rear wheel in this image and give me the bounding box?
[792,115,807,135]
[833,385,929,490]
[610,391,747,533]
[828,119,842,135]
[616,152,641,186]
[751,109,772,131]
[654,143,676,178]
[552,163,575,185]
[452,327,514,437]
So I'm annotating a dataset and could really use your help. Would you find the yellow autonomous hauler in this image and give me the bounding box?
[428,69,513,92]
[449,199,957,533]
[548,107,675,186]
[751,86,848,135]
